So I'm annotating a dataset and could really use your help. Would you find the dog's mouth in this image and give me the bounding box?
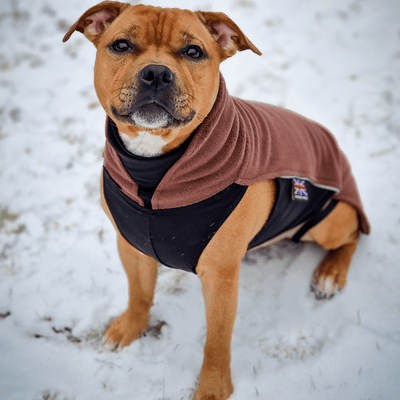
[111,100,195,130]
[130,103,172,129]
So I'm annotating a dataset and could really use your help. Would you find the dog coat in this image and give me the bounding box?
[103,74,370,273]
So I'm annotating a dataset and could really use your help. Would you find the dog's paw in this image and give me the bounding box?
[310,254,349,300]
[103,310,148,350]
[193,369,233,400]
[310,276,343,300]
[310,244,355,300]
[310,278,340,300]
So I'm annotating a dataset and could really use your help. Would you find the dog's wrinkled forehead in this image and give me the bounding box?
[105,6,211,51]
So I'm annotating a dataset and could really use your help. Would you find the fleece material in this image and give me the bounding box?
[104,74,370,234]
[103,118,340,273]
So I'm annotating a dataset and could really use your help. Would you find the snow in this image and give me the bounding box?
[0,0,399,399]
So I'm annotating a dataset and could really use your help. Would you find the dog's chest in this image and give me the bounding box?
[103,168,247,273]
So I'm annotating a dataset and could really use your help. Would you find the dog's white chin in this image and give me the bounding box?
[130,109,170,129]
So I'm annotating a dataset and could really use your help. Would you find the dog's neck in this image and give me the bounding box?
[119,130,166,157]
[116,124,200,158]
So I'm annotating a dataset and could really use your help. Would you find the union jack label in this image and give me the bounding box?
[292,178,309,201]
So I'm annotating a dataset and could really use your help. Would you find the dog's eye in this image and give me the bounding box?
[183,45,204,59]
[111,40,132,53]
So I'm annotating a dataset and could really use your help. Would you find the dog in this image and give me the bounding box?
[63,2,370,399]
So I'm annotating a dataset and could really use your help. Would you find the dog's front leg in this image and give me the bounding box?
[193,260,240,400]
[192,182,273,400]
[103,232,158,350]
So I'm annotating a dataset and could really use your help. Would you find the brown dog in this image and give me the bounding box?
[63,2,370,399]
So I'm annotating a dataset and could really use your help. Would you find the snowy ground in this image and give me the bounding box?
[0,0,399,399]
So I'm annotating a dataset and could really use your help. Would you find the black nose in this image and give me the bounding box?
[140,64,174,90]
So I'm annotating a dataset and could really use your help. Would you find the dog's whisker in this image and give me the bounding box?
[181,91,197,101]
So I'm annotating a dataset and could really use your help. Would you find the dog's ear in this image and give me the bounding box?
[63,1,130,45]
[196,11,261,59]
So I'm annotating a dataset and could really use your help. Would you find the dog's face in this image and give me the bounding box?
[93,6,222,133]
[63,1,260,149]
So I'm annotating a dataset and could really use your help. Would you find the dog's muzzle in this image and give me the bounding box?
[112,64,195,129]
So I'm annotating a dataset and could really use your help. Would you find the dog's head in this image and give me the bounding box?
[63,1,261,151]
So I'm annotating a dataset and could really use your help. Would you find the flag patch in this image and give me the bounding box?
[292,178,309,201]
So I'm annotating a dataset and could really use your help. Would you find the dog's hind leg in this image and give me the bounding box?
[103,231,159,349]
[305,201,361,300]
